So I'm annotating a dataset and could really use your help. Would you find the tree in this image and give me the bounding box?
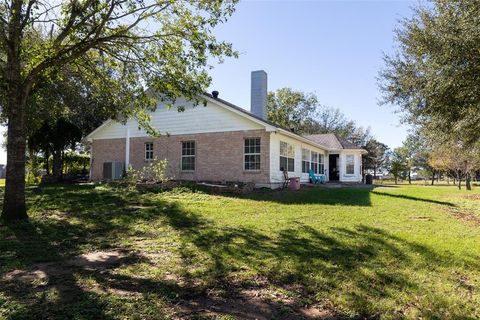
[388,148,408,184]
[267,88,318,134]
[428,138,480,190]
[379,1,480,147]
[363,139,389,178]
[29,119,82,180]
[403,131,437,185]
[267,88,372,144]
[0,0,238,221]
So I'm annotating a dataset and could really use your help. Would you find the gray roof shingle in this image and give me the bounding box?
[303,133,363,150]
[205,93,364,151]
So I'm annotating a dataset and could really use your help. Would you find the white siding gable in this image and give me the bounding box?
[87,97,264,140]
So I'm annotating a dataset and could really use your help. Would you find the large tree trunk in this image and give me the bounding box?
[2,0,31,222]
[466,174,472,190]
[408,170,411,184]
[2,92,29,221]
[458,171,462,190]
[431,171,435,185]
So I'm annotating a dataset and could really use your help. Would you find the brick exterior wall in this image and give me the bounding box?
[90,138,126,180]
[90,130,271,184]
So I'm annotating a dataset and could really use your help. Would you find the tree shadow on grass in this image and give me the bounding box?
[0,185,350,319]
[198,183,460,209]
[1,184,479,319]
[213,186,374,207]
[160,204,480,318]
[370,190,456,206]
[1,221,134,320]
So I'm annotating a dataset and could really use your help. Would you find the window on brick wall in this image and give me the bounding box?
[280,141,295,172]
[181,141,196,171]
[144,142,153,160]
[244,138,261,170]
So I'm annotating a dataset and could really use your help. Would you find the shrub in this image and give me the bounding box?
[126,158,169,185]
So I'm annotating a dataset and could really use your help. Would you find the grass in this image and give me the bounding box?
[0,183,479,319]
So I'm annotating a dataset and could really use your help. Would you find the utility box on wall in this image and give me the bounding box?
[103,161,124,180]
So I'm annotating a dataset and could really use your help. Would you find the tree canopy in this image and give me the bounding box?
[267,87,373,146]
[0,0,239,221]
[379,0,480,147]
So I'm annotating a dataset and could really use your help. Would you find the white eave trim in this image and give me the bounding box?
[85,119,114,142]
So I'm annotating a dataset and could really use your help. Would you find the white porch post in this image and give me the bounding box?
[125,128,130,168]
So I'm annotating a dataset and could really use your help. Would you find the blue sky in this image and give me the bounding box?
[0,0,415,164]
[207,0,415,147]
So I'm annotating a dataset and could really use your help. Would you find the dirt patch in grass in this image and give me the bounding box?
[174,286,340,320]
[2,249,343,319]
[445,207,480,227]
[462,194,480,201]
[410,216,433,222]
[3,249,129,282]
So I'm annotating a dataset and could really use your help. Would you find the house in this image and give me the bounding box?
[86,71,367,188]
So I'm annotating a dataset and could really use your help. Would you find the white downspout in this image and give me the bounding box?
[125,128,130,169]
[89,142,94,180]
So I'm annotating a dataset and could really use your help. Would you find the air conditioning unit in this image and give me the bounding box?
[103,161,125,180]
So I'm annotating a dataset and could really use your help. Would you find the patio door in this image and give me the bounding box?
[329,154,340,181]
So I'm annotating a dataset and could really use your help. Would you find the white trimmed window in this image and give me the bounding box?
[346,154,355,175]
[144,142,154,160]
[181,141,196,171]
[302,149,310,173]
[319,154,325,175]
[244,138,261,171]
[311,151,319,174]
[280,141,295,172]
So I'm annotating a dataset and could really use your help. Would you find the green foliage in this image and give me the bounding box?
[267,88,318,133]
[428,137,480,189]
[126,158,169,185]
[388,148,409,183]
[28,118,83,178]
[26,65,116,137]
[363,139,389,176]
[0,0,240,219]
[267,88,373,145]
[25,154,42,185]
[62,152,90,176]
[380,0,480,146]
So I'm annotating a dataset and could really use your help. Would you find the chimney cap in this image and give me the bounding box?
[212,90,219,98]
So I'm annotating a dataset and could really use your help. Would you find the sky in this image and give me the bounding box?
[207,0,415,146]
[0,0,415,165]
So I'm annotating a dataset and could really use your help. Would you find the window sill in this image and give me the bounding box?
[243,170,261,173]
[181,170,195,173]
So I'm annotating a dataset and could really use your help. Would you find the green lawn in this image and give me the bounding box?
[1,183,479,319]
